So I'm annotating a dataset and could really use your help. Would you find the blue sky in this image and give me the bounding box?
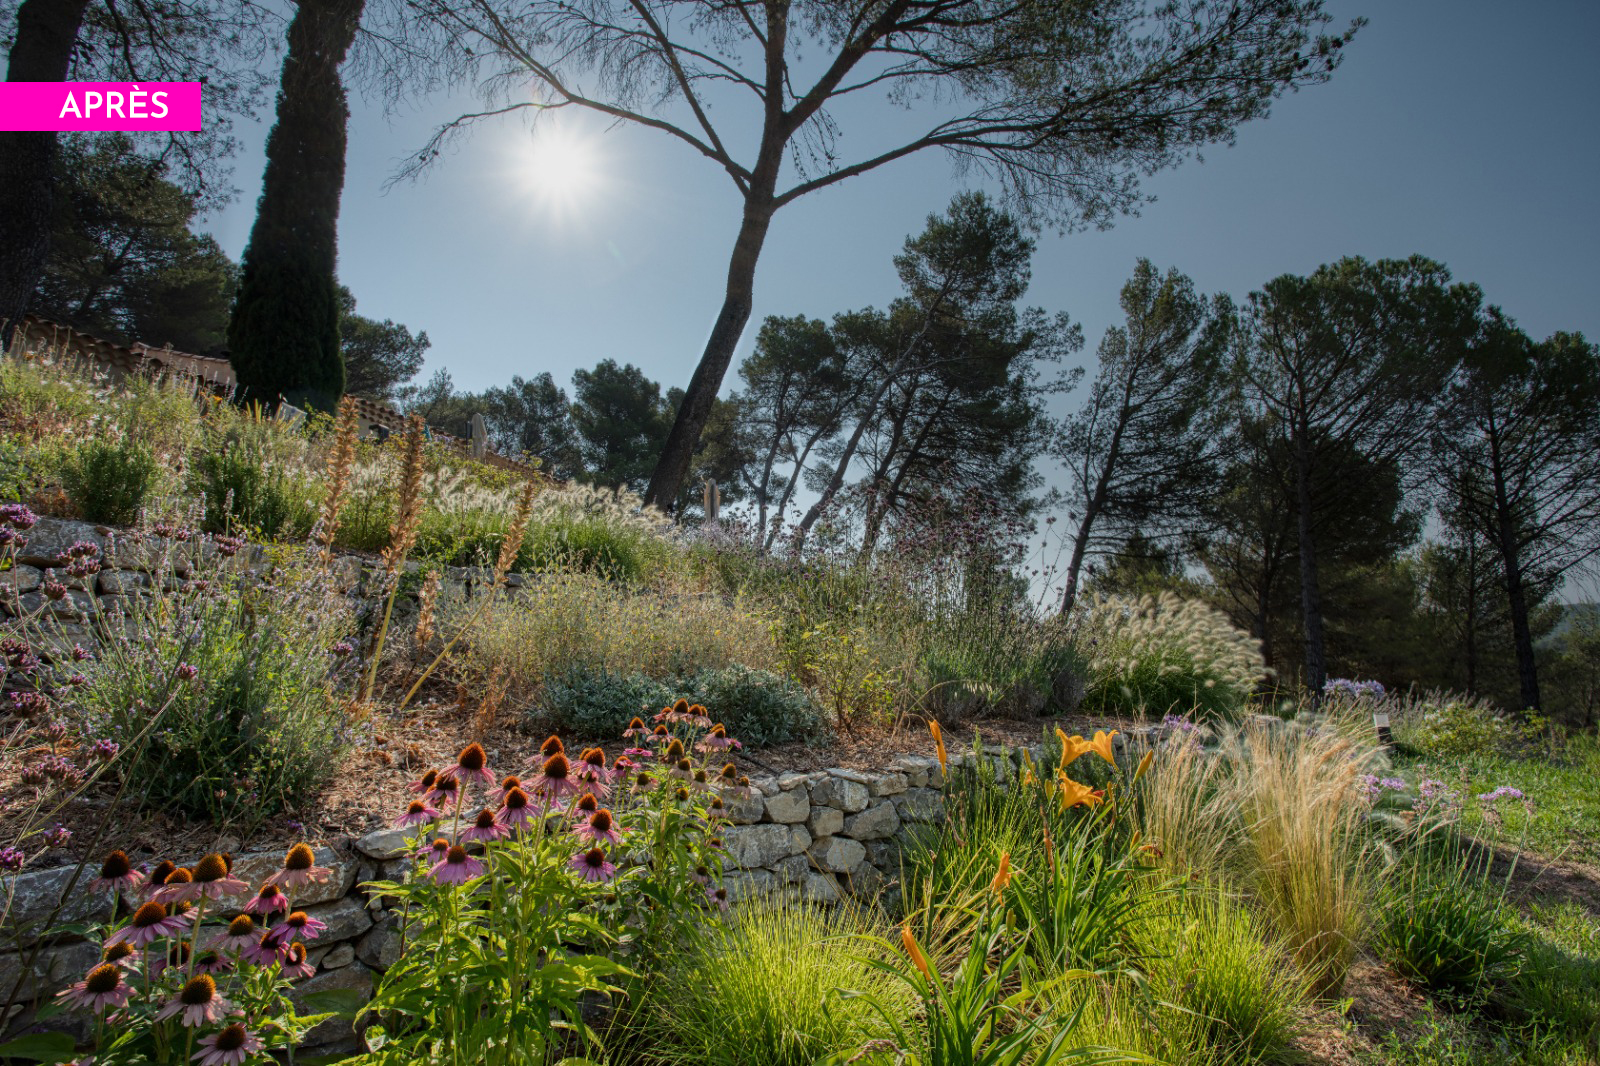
[204,0,1600,431]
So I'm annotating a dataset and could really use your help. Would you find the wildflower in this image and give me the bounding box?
[192,949,233,976]
[331,639,356,658]
[417,838,451,864]
[575,808,623,846]
[101,940,139,968]
[268,910,328,946]
[90,737,119,761]
[149,938,192,980]
[901,926,931,978]
[623,717,650,739]
[690,864,711,886]
[706,885,729,911]
[194,1022,264,1066]
[1057,777,1105,811]
[439,742,494,788]
[685,704,713,728]
[57,963,132,1014]
[211,914,258,953]
[696,724,740,752]
[265,844,331,889]
[105,902,189,948]
[156,974,232,1027]
[242,931,288,968]
[413,571,441,649]
[533,753,581,801]
[429,845,484,885]
[426,775,460,811]
[497,786,540,829]
[540,734,566,758]
[407,769,439,795]
[394,799,441,828]
[621,747,654,760]
[150,867,197,903]
[578,746,613,780]
[188,853,250,899]
[662,738,685,762]
[89,850,145,895]
[1088,730,1119,766]
[930,720,948,773]
[175,662,200,684]
[244,884,290,917]
[990,852,1012,894]
[1478,785,1525,803]
[669,758,694,782]
[460,808,511,844]
[568,847,617,883]
[650,724,671,742]
[1057,729,1094,767]
[146,860,178,893]
[575,792,599,815]
[489,775,522,804]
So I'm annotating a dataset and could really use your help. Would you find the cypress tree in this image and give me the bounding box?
[227,0,364,411]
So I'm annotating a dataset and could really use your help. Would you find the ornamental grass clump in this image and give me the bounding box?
[360,711,751,1064]
[1079,592,1266,721]
[37,844,347,1065]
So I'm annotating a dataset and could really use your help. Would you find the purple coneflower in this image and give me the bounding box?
[394,799,441,828]
[690,864,711,886]
[244,884,290,917]
[144,860,177,896]
[100,940,139,969]
[438,742,494,788]
[574,792,599,816]
[697,723,740,752]
[241,930,288,968]
[706,885,730,911]
[151,866,196,904]
[426,775,460,811]
[622,716,650,739]
[539,734,565,759]
[669,758,695,782]
[155,974,232,1026]
[661,738,685,763]
[88,849,145,895]
[149,940,191,979]
[685,704,713,728]
[575,808,624,847]
[407,769,439,795]
[211,914,259,953]
[191,948,233,976]
[497,786,539,830]
[280,941,316,980]
[269,910,328,946]
[56,963,132,1014]
[264,844,331,889]
[194,1023,263,1066]
[532,753,582,801]
[621,747,654,761]
[105,901,189,948]
[417,837,451,864]
[187,853,250,900]
[460,808,511,844]
[568,847,617,883]
[489,775,522,804]
[429,845,484,885]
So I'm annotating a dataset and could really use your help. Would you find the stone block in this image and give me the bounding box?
[13,519,105,569]
[844,863,886,898]
[772,854,811,885]
[16,589,94,619]
[865,839,903,872]
[320,943,356,970]
[806,805,844,839]
[1,564,43,594]
[0,939,100,1003]
[96,569,148,595]
[891,755,942,789]
[894,788,945,824]
[303,896,373,944]
[810,773,869,814]
[354,827,417,861]
[0,866,115,938]
[808,836,866,875]
[841,799,900,842]
[722,789,766,825]
[356,916,404,970]
[763,788,810,824]
[291,962,374,1049]
[721,824,800,869]
[230,845,355,907]
[787,872,841,905]
[722,869,779,903]
[868,772,909,797]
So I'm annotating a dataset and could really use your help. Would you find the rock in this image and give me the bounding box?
[303,896,373,943]
[891,755,942,789]
[722,789,766,825]
[806,805,844,839]
[291,962,375,1049]
[321,943,356,970]
[230,846,355,907]
[722,869,779,903]
[868,772,909,797]
[13,519,104,569]
[763,788,810,824]
[895,788,945,824]
[0,867,115,937]
[776,772,809,791]
[0,939,100,1002]
[841,800,900,842]
[810,773,869,814]
[771,855,811,885]
[865,839,904,872]
[721,824,801,869]
[809,836,866,875]
[1,564,43,595]
[788,872,841,905]
[16,589,94,619]
[96,569,148,595]
[354,827,417,861]
[845,863,886,898]
[788,824,812,853]
[356,917,404,970]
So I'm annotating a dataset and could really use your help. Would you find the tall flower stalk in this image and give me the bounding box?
[315,396,361,563]
[364,415,427,702]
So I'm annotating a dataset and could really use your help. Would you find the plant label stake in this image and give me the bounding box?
[1372,711,1393,749]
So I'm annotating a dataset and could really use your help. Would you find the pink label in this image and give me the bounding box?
[0,82,202,131]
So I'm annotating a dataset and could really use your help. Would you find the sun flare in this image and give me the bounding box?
[522,129,600,208]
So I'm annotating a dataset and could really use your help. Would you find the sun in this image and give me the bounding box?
[522,128,600,210]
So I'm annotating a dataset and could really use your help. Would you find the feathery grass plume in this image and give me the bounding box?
[413,570,441,651]
[365,414,428,701]
[315,396,360,560]
[493,476,538,584]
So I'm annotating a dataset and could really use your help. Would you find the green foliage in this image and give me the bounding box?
[570,358,671,494]
[337,283,429,401]
[71,546,357,825]
[539,663,825,748]
[636,903,912,1066]
[193,434,317,539]
[1500,902,1600,1056]
[1394,692,1543,758]
[62,434,158,524]
[1375,838,1525,999]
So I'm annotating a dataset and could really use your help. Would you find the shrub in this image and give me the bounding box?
[636,903,912,1066]
[687,663,827,747]
[193,435,318,539]
[1079,592,1265,721]
[1377,837,1526,999]
[540,667,682,737]
[1136,885,1306,1065]
[67,541,358,824]
[62,434,159,524]
[1393,690,1543,758]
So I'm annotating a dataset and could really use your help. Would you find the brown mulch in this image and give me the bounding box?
[2,699,1128,875]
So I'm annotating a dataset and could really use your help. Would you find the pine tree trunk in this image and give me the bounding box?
[227,0,364,410]
[0,0,93,349]
[1292,431,1329,695]
[1488,439,1542,711]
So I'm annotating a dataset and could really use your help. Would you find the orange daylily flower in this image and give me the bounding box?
[991,852,1012,894]
[902,924,931,977]
[930,720,947,774]
[1133,750,1154,782]
[1088,730,1119,766]
[1057,775,1106,810]
[1056,728,1094,768]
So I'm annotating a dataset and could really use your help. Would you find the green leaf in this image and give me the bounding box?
[301,987,369,1016]
[0,1031,77,1063]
